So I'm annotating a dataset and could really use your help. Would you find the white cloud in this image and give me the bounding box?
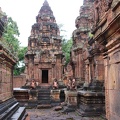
[0,0,83,46]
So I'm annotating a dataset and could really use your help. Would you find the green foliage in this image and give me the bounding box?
[18,47,27,61]
[58,24,73,65]
[13,64,25,76]
[3,17,20,54]
[62,38,73,65]
[3,16,27,75]
[13,46,27,75]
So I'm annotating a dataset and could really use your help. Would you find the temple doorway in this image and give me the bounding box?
[42,70,48,83]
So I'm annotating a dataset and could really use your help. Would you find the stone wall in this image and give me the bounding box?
[91,0,120,119]
[13,75,26,88]
[0,11,17,101]
[0,57,12,101]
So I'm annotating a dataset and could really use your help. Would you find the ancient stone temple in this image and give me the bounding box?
[91,0,120,119]
[71,0,94,85]
[24,0,64,86]
[0,7,27,120]
[71,0,105,117]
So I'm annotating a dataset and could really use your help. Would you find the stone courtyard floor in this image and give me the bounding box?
[26,108,105,120]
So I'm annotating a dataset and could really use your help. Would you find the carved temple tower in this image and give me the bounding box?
[71,0,94,84]
[25,0,64,86]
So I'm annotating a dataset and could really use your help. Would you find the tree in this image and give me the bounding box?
[62,38,73,65]
[58,24,73,65]
[13,47,27,75]
[3,17,27,75]
[3,17,20,54]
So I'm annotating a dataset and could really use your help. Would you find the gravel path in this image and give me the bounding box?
[26,108,105,120]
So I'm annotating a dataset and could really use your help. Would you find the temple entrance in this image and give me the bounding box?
[42,70,48,83]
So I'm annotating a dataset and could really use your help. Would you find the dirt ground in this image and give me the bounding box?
[26,108,105,120]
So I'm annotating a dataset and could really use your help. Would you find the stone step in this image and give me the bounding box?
[38,85,51,89]
[38,94,51,97]
[38,100,51,104]
[38,88,51,101]
[37,104,52,109]
[38,92,50,95]
[0,98,17,114]
[11,107,28,120]
[38,96,51,100]
[0,98,27,120]
[76,109,101,117]
[0,102,19,120]
[38,90,50,94]
[37,88,52,105]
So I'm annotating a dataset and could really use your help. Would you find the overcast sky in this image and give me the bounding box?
[0,0,83,46]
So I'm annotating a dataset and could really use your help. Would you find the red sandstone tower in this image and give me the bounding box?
[25,0,64,86]
[71,0,94,84]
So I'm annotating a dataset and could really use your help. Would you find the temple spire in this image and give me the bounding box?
[43,0,49,6]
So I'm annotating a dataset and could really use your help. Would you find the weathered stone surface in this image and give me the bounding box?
[26,108,105,120]
[0,8,16,102]
[54,106,63,111]
[0,8,27,120]
[67,91,77,106]
[77,90,105,117]
[24,0,64,87]
[13,88,29,102]
[71,0,105,117]
[37,104,52,109]
[13,74,26,88]
[51,89,60,101]
[91,0,120,119]
[71,0,95,86]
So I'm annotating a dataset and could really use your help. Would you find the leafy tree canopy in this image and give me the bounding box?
[3,16,27,75]
[3,17,20,54]
[14,46,27,75]
[62,38,73,65]
[58,24,73,65]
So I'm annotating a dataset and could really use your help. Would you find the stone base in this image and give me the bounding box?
[51,89,60,101]
[13,87,66,108]
[77,104,104,117]
[50,89,66,105]
[62,90,78,113]
[13,88,29,103]
[66,90,78,106]
[77,90,105,117]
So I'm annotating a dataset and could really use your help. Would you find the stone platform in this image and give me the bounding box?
[0,98,28,120]
[77,90,105,117]
[13,88,29,107]
[13,87,66,108]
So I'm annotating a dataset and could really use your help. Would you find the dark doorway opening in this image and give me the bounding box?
[42,70,48,83]
[60,90,65,102]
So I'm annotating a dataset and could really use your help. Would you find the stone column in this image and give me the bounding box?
[94,60,98,80]
[89,63,92,83]
[104,56,110,119]
[85,64,89,83]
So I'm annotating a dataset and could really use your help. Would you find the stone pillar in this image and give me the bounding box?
[85,64,89,83]
[104,56,110,119]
